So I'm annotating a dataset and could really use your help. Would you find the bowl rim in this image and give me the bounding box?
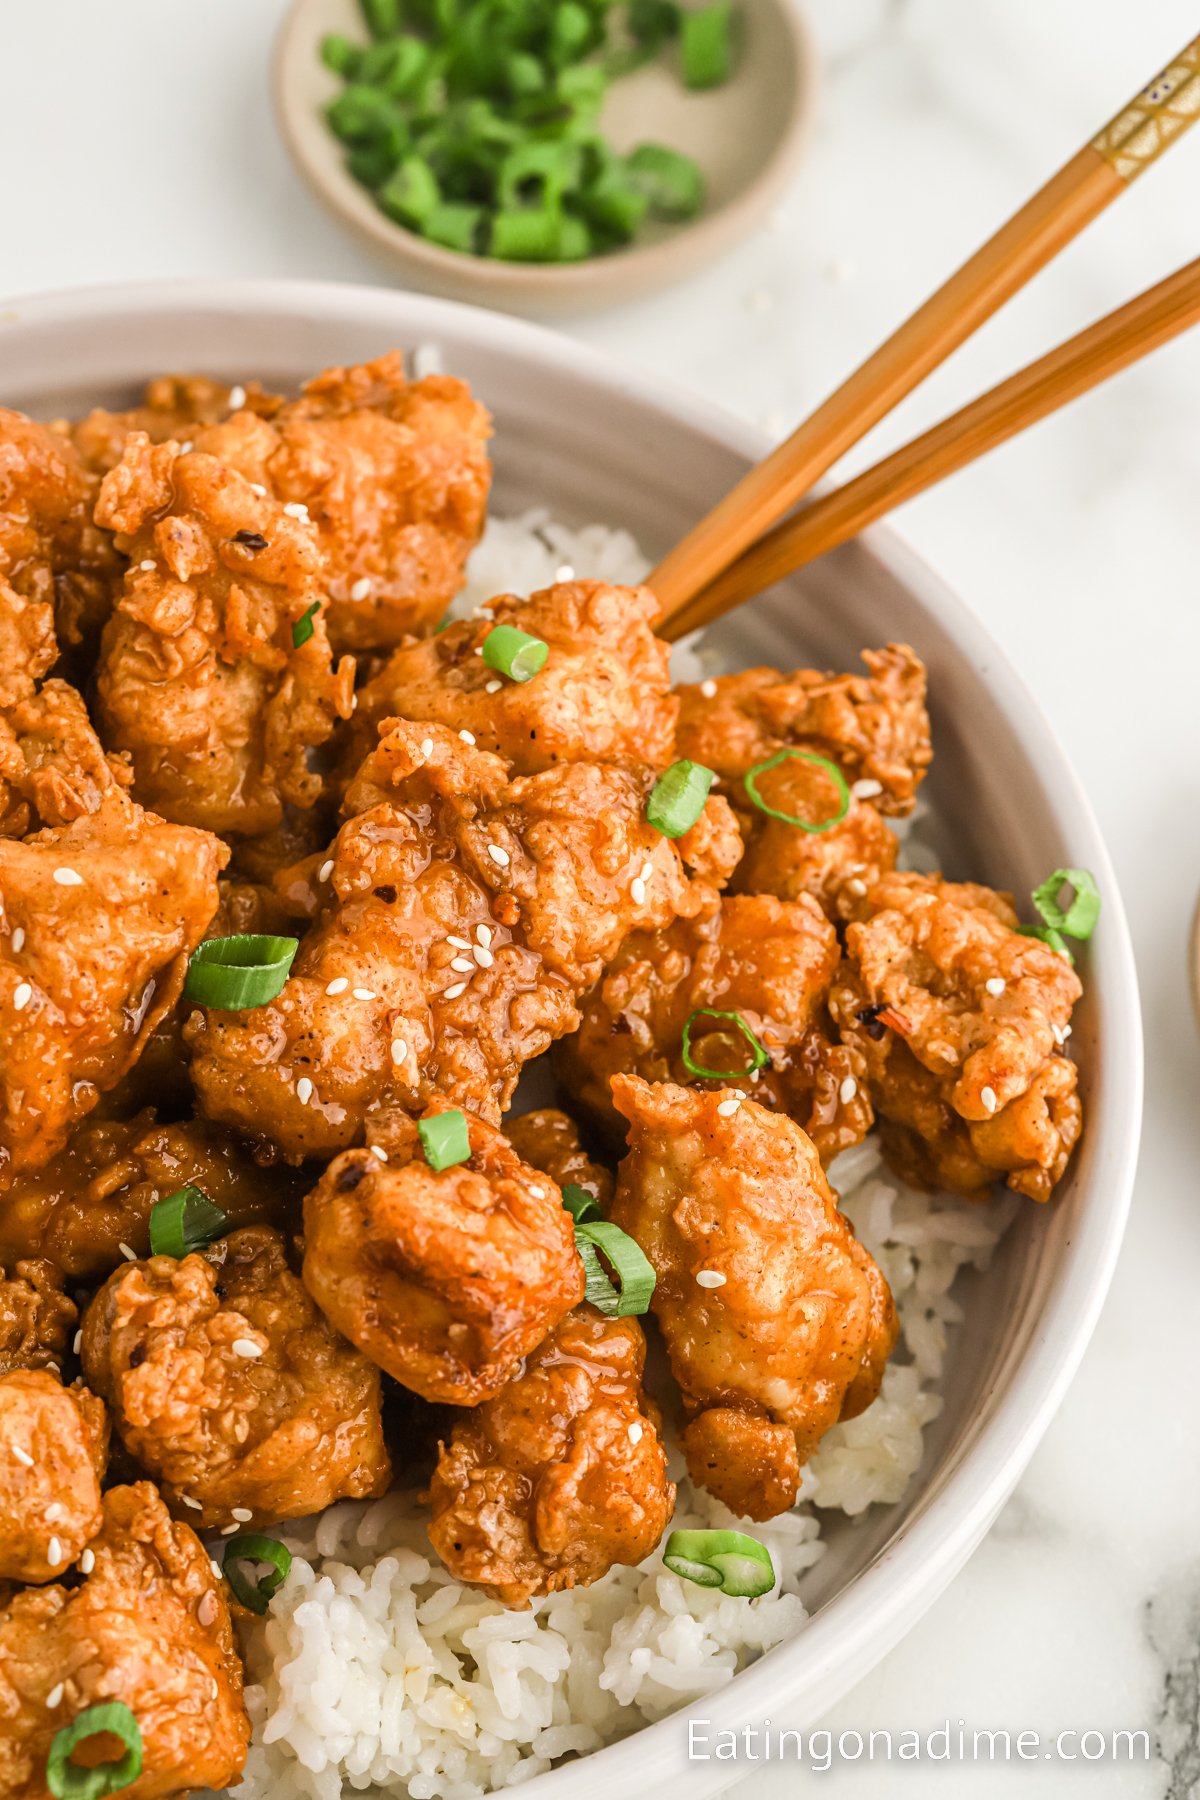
[270,0,820,302]
[0,275,1144,1791]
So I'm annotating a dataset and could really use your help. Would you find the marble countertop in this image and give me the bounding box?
[3,0,1198,1791]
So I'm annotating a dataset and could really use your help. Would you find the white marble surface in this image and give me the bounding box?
[3,0,1199,1792]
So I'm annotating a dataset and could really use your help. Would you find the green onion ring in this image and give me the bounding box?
[148,1186,228,1259]
[222,1534,293,1616]
[46,1702,143,1800]
[1017,923,1075,964]
[743,748,850,834]
[1031,867,1100,940]
[418,1109,471,1171]
[646,759,715,838]
[482,624,549,683]
[681,1008,768,1080]
[292,602,319,648]
[562,1183,601,1223]
[573,1218,655,1318]
[183,935,299,1010]
[663,1528,775,1598]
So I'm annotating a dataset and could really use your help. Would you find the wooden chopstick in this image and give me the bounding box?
[649,34,1200,626]
[659,257,1200,641]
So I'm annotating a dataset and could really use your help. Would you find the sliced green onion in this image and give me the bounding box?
[378,156,441,228]
[626,143,704,221]
[149,1186,228,1259]
[562,1183,601,1223]
[292,602,319,649]
[418,1109,471,1171]
[223,1534,292,1616]
[646,759,715,837]
[425,201,486,252]
[183,935,299,1010]
[629,0,682,47]
[663,1527,774,1597]
[681,1008,768,1079]
[1017,923,1075,964]
[1031,867,1100,941]
[326,84,401,145]
[360,0,402,38]
[743,748,850,834]
[489,208,567,262]
[321,33,364,79]
[681,0,735,88]
[482,624,549,683]
[46,1703,143,1800]
[573,1218,655,1318]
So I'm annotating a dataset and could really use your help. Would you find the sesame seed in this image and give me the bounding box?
[198,1591,218,1627]
[231,1507,253,1523]
[390,1038,408,1065]
[529,1185,546,1199]
[350,694,358,711]
[473,646,484,656]
[475,924,492,947]
[352,987,377,1000]
[839,1076,858,1104]
[473,945,493,968]
[846,879,867,898]
[45,1503,63,1523]
[630,878,646,904]
[716,1098,741,1117]
[350,577,372,601]
[371,1145,389,1162]
[47,1684,64,1709]
[459,730,476,744]
[73,1330,82,1353]
[1062,1023,1073,1039]
[628,1421,644,1444]
[451,956,473,973]
[485,678,502,694]
[444,981,467,999]
[283,501,309,519]
[985,977,1006,997]
[981,1087,998,1114]
[139,558,156,571]
[1051,1024,1066,1046]
[210,1558,224,1580]
[220,1522,239,1535]
[296,1077,314,1105]
[447,935,471,951]
[318,859,334,881]
[851,778,883,800]
[80,1549,95,1574]
[639,862,653,882]
[700,679,717,699]
[695,1269,727,1288]
[180,1494,202,1509]
[179,439,194,453]
[228,384,246,409]
[11,1445,32,1468]
[119,1242,136,1261]
[488,845,510,867]
[12,983,31,1012]
[10,928,23,953]
[232,1338,262,1359]
[420,738,434,759]
[249,483,266,497]
[52,868,83,887]
[325,977,349,996]
[555,563,575,582]
[48,1537,63,1566]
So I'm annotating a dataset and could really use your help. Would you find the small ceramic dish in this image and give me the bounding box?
[273,0,817,313]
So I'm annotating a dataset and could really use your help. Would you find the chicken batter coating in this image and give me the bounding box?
[352,580,676,776]
[0,1372,107,1583]
[829,872,1083,1202]
[0,1261,76,1377]
[0,1481,249,1798]
[192,351,492,651]
[63,373,282,475]
[82,1226,390,1530]
[556,891,872,1164]
[0,680,129,838]
[303,1105,584,1406]
[187,721,739,1160]
[506,1107,614,1207]
[609,1075,897,1521]
[428,1303,674,1606]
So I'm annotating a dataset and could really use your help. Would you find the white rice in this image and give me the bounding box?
[231,516,1018,1800]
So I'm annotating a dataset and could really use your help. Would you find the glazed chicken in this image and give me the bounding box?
[0,1482,249,1798]
[302,1104,584,1406]
[0,1261,76,1376]
[82,1226,390,1530]
[556,890,872,1165]
[0,1373,107,1583]
[63,373,282,476]
[351,579,677,776]
[506,1106,614,1206]
[830,872,1083,1202]
[187,720,740,1160]
[428,1304,674,1607]
[609,1075,897,1521]
[0,679,129,839]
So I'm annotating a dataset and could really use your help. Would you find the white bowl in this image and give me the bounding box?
[0,278,1142,1799]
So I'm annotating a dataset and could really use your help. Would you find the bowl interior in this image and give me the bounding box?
[0,281,1142,1797]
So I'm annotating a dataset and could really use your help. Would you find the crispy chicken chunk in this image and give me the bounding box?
[556,891,872,1164]
[82,1226,389,1530]
[0,1262,76,1377]
[187,721,739,1159]
[428,1304,673,1606]
[94,433,355,838]
[63,373,282,475]
[609,1075,897,1521]
[0,680,129,838]
[192,352,492,651]
[302,1105,584,1406]
[0,1373,107,1583]
[506,1108,614,1206]
[830,872,1083,1202]
[0,1482,249,1798]
[0,1112,303,1281]
[0,789,225,1175]
[352,580,676,775]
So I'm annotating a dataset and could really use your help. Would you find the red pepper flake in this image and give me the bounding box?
[856,1003,912,1040]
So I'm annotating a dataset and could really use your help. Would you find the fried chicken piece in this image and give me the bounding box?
[94,432,355,837]
[192,351,492,651]
[0,1482,249,1798]
[0,583,56,714]
[82,1226,389,1530]
[556,891,872,1164]
[351,579,676,776]
[506,1107,614,1206]
[0,679,130,838]
[427,1303,673,1605]
[829,872,1083,1202]
[302,1105,584,1405]
[0,1112,303,1281]
[63,374,282,475]
[187,721,739,1160]
[730,775,901,923]
[0,788,225,1175]
[0,1261,76,1376]
[0,1373,107,1583]
[610,1075,897,1521]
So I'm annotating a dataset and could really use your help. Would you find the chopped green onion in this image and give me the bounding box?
[1017,923,1075,964]
[489,208,568,262]
[481,624,549,682]
[626,143,704,220]
[743,748,850,834]
[681,1008,768,1079]
[681,0,735,87]
[326,84,401,144]
[149,1186,228,1259]
[425,201,486,251]
[646,759,715,838]
[663,1527,774,1597]
[46,1703,143,1800]
[1031,868,1100,941]
[418,1108,471,1171]
[378,156,441,229]
[498,140,584,210]
[321,33,364,79]
[360,0,402,38]
[292,602,319,648]
[223,1534,292,1616]
[629,0,682,47]
[183,935,299,1010]
[573,1218,655,1317]
[562,1183,601,1223]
